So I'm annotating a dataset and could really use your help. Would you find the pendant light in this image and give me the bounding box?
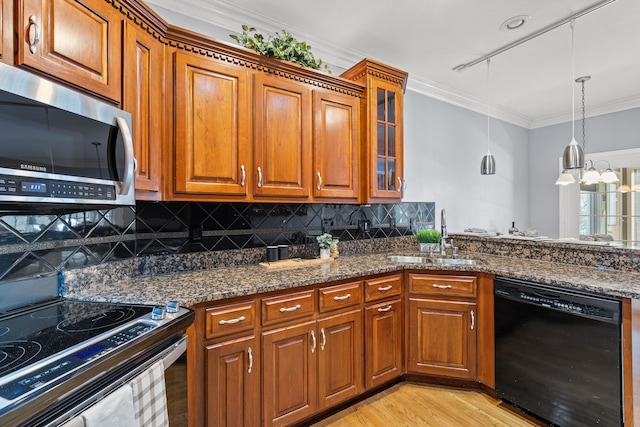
[480,58,496,175]
[561,19,584,171]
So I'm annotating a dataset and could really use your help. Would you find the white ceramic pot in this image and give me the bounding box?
[320,248,331,259]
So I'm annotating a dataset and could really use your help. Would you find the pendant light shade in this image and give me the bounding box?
[562,138,584,170]
[481,154,496,175]
[481,58,496,175]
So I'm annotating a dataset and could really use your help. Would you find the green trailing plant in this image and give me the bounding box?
[415,229,441,244]
[230,25,330,73]
[316,233,335,249]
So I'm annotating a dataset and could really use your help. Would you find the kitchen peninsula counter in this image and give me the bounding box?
[63,250,640,307]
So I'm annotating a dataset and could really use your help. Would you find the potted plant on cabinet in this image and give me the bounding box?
[317,233,335,259]
[415,229,441,253]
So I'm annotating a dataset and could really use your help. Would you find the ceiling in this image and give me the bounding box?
[146,0,640,129]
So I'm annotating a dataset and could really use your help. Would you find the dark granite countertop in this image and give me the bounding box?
[64,251,640,307]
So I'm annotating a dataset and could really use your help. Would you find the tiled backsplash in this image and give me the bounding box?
[0,202,434,282]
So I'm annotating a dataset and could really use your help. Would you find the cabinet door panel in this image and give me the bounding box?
[262,321,317,427]
[19,0,121,101]
[123,22,163,197]
[365,299,402,388]
[206,335,259,427]
[174,52,249,196]
[254,74,311,198]
[408,298,477,379]
[313,90,359,200]
[317,310,363,409]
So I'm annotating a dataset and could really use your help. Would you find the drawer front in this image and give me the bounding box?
[364,274,402,302]
[319,281,362,313]
[409,274,477,298]
[262,290,315,326]
[205,300,256,339]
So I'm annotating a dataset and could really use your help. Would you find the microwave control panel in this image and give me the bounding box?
[0,175,115,200]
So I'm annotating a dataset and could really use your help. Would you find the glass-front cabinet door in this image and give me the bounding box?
[371,78,403,200]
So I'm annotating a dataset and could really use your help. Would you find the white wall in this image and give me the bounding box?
[403,91,530,235]
[529,107,640,237]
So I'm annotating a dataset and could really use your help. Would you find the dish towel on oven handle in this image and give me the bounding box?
[130,359,169,427]
[81,383,136,427]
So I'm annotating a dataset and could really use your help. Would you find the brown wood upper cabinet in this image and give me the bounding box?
[122,22,163,200]
[253,73,312,199]
[17,0,122,102]
[342,59,408,202]
[312,89,359,201]
[173,51,250,198]
[0,0,13,65]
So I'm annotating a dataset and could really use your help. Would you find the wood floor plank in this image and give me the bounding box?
[312,383,542,427]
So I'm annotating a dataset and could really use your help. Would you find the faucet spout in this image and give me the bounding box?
[441,209,448,239]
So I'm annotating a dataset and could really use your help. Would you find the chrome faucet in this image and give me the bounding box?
[440,208,456,256]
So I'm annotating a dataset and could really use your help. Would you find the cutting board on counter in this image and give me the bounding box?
[259,257,334,270]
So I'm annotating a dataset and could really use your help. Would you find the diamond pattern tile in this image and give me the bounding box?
[0,201,434,281]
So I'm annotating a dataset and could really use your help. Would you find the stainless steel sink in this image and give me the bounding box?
[386,255,430,264]
[428,258,480,265]
[386,255,481,265]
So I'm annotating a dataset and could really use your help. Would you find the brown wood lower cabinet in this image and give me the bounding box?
[262,320,317,427]
[205,335,260,427]
[317,310,363,409]
[365,299,403,388]
[408,298,477,379]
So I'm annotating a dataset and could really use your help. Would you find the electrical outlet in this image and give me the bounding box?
[189,225,203,242]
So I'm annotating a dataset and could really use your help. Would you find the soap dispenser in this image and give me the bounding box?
[508,221,519,235]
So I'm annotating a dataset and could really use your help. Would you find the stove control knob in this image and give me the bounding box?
[166,301,180,313]
[151,305,166,320]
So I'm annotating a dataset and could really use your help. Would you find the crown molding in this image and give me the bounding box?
[530,95,640,129]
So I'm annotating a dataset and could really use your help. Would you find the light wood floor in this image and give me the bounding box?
[311,383,543,427]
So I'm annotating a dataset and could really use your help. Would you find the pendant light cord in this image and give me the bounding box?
[571,19,575,141]
[581,79,586,153]
[487,58,491,152]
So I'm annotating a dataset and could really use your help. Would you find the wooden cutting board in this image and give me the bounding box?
[259,257,334,270]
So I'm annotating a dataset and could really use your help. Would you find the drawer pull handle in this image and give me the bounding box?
[320,327,326,351]
[240,165,246,187]
[378,305,393,313]
[279,304,302,313]
[377,285,393,292]
[257,166,263,188]
[28,16,40,54]
[397,176,402,193]
[432,284,453,289]
[333,293,351,301]
[317,171,322,190]
[311,330,316,353]
[471,310,475,330]
[218,315,245,325]
[247,347,253,374]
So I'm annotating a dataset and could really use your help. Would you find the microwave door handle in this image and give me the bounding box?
[115,117,135,195]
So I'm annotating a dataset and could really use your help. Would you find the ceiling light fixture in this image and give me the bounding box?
[561,19,584,172]
[481,58,495,175]
[500,15,529,32]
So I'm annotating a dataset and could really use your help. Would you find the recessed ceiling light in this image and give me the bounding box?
[500,15,529,32]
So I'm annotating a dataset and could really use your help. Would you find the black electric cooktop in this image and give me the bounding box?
[0,300,152,378]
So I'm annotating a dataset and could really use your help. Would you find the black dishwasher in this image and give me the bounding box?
[494,277,622,426]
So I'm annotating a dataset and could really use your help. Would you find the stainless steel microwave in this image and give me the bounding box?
[0,62,135,211]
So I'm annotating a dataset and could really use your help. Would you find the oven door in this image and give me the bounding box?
[46,335,188,427]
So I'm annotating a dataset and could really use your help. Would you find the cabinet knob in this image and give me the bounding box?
[240,165,246,187]
[257,167,263,188]
[317,171,322,190]
[28,16,41,54]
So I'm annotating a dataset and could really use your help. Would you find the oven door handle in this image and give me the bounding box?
[162,336,188,370]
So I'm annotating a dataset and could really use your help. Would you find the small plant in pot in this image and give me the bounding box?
[415,229,441,253]
[316,233,335,259]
